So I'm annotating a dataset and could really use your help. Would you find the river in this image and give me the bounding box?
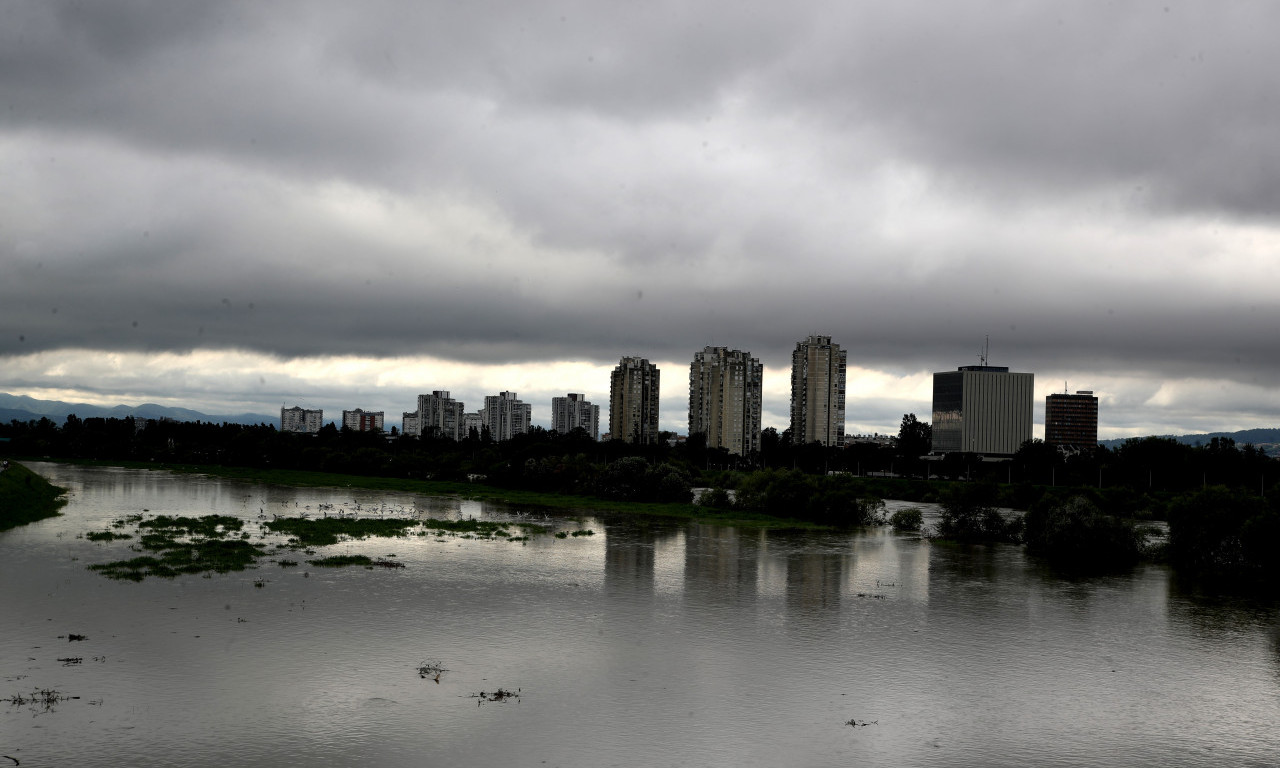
[3,462,1278,767]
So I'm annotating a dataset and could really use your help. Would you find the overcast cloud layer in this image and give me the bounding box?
[4,1,1280,437]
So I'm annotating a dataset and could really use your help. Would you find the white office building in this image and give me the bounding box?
[931,365,1034,456]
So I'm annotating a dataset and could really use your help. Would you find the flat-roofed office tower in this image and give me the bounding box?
[482,391,532,442]
[552,393,600,440]
[1045,390,1099,450]
[609,357,660,444]
[789,335,846,447]
[689,346,763,456]
[931,366,1034,456]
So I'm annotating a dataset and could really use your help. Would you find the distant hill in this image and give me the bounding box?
[0,393,277,427]
[1099,428,1280,456]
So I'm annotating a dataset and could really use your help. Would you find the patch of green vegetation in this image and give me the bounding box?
[85,530,133,541]
[139,514,244,537]
[570,529,594,536]
[86,512,266,580]
[307,554,373,567]
[0,462,68,531]
[421,517,517,537]
[264,516,420,547]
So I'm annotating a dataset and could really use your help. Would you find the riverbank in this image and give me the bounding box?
[22,459,827,530]
[0,461,68,531]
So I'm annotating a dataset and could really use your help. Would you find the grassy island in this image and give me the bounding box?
[0,461,68,531]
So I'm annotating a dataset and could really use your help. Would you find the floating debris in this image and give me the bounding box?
[470,687,520,704]
[57,657,83,666]
[65,634,87,642]
[6,688,79,713]
[416,660,447,681]
[845,718,878,727]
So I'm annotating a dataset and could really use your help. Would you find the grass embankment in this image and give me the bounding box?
[0,462,68,531]
[38,459,826,530]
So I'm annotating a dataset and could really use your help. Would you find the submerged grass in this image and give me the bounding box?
[264,517,420,546]
[307,554,373,568]
[88,512,265,580]
[85,530,133,541]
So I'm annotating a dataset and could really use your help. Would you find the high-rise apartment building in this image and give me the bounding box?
[552,393,600,440]
[609,357,661,444]
[281,406,323,434]
[1045,391,1099,450]
[931,365,1034,456]
[341,409,384,432]
[461,411,484,440]
[689,346,763,456]
[790,335,846,447]
[412,391,465,440]
[482,391,532,442]
[401,411,421,436]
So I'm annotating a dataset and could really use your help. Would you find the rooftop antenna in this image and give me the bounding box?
[979,335,989,367]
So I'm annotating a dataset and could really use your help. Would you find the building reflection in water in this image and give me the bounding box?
[785,550,847,618]
[603,520,657,597]
[603,520,687,598]
[682,524,759,606]
[846,528,932,605]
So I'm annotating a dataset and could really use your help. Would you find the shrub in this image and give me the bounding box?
[697,487,733,509]
[1167,486,1280,584]
[937,483,1021,543]
[889,507,923,532]
[1023,496,1142,572]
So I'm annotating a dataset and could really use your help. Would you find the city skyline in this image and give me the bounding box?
[5,3,1280,440]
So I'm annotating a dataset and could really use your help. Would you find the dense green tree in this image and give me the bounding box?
[1023,495,1142,572]
[937,482,1022,543]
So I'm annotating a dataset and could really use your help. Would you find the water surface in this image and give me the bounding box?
[3,463,1278,767]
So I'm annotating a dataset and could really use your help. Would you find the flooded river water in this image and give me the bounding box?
[3,462,1279,767]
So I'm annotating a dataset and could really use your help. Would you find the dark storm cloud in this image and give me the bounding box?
[765,2,1280,217]
[4,0,1280,417]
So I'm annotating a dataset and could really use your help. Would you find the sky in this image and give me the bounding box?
[4,1,1280,439]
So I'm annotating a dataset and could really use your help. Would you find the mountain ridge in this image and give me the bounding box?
[1098,428,1280,451]
[0,393,277,427]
